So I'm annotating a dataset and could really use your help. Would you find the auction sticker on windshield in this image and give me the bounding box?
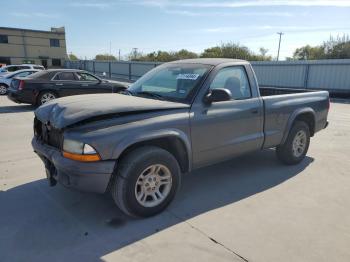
[176,74,200,80]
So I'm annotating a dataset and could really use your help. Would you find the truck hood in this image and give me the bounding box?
[35,94,190,129]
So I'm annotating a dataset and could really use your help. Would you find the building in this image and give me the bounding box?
[0,26,67,68]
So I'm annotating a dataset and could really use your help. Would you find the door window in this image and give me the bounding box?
[7,66,19,72]
[54,72,76,81]
[13,71,33,78]
[76,72,99,82]
[210,66,251,100]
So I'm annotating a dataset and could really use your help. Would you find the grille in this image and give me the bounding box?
[34,117,63,149]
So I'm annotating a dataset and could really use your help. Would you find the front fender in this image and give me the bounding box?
[281,107,316,145]
[111,128,192,171]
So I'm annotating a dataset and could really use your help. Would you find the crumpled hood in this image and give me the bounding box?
[35,94,189,129]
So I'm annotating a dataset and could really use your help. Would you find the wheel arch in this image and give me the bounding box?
[113,130,192,174]
[281,108,316,145]
[36,89,59,105]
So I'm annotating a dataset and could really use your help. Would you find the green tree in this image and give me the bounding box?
[95,54,117,61]
[132,49,198,62]
[325,35,350,59]
[200,42,271,61]
[293,35,350,60]
[293,45,325,60]
[68,53,79,60]
[174,49,198,60]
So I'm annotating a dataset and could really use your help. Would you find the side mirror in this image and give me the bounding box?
[204,88,232,104]
[102,72,106,77]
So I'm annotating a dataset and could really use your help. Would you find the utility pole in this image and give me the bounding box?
[118,49,121,60]
[277,32,284,61]
[132,48,138,60]
[109,41,112,60]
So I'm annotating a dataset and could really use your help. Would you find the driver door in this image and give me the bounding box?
[190,66,264,168]
[75,72,112,94]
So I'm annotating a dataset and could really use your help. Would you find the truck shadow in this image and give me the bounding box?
[0,104,35,114]
[0,149,313,261]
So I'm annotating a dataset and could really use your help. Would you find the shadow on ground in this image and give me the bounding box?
[0,150,313,261]
[0,104,35,114]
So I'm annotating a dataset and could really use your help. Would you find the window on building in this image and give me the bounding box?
[0,35,8,44]
[52,59,62,67]
[50,39,60,47]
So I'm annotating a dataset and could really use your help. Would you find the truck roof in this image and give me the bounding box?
[169,58,249,66]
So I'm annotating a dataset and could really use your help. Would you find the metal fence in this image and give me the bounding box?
[65,60,161,81]
[65,59,350,94]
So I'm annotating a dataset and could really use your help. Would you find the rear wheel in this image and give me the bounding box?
[38,91,57,105]
[276,121,310,165]
[111,146,181,217]
[0,84,8,95]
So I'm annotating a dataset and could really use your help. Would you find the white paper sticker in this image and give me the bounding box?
[176,73,200,80]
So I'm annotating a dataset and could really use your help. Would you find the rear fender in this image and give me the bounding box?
[281,107,316,145]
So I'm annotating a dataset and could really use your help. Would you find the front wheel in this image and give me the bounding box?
[111,146,181,217]
[276,121,310,165]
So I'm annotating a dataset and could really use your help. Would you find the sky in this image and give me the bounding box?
[2,0,350,60]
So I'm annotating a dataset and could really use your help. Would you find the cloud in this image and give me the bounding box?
[201,25,350,33]
[164,10,296,17]
[11,12,60,18]
[140,0,350,8]
[69,2,112,9]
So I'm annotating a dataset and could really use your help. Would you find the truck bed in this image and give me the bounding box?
[260,87,329,149]
[259,87,319,96]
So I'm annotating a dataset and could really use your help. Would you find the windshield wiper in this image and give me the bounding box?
[134,91,165,100]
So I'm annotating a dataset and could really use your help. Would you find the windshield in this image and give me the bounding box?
[128,63,212,103]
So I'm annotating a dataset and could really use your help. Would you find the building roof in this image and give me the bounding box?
[0,27,65,35]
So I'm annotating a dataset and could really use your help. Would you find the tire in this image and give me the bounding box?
[111,146,181,217]
[276,121,310,165]
[37,91,57,105]
[0,84,8,95]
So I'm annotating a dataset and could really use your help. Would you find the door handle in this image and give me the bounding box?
[81,84,89,87]
[55,83,63,86]
[251,109,259,114]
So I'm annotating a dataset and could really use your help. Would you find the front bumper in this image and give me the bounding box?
[32,137,115,193]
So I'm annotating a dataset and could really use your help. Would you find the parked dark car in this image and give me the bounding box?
[32,59,329,217]
[7,69,127,105]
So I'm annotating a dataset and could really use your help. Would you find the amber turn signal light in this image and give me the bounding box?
[63,151,101,162]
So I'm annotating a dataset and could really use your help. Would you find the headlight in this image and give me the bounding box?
[63,139,84,154]
[62,139,100,162]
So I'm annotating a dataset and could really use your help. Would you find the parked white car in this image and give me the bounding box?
[0,69,40,95]
[0,64,44,76]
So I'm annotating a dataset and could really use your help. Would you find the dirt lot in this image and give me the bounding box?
[0,95,349,262]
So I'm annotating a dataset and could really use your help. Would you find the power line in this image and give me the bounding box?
[277,32,284,61]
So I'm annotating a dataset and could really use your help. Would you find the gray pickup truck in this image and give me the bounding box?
[32,58,329,217]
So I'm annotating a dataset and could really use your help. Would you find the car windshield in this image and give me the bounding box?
[128,63,212,103]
